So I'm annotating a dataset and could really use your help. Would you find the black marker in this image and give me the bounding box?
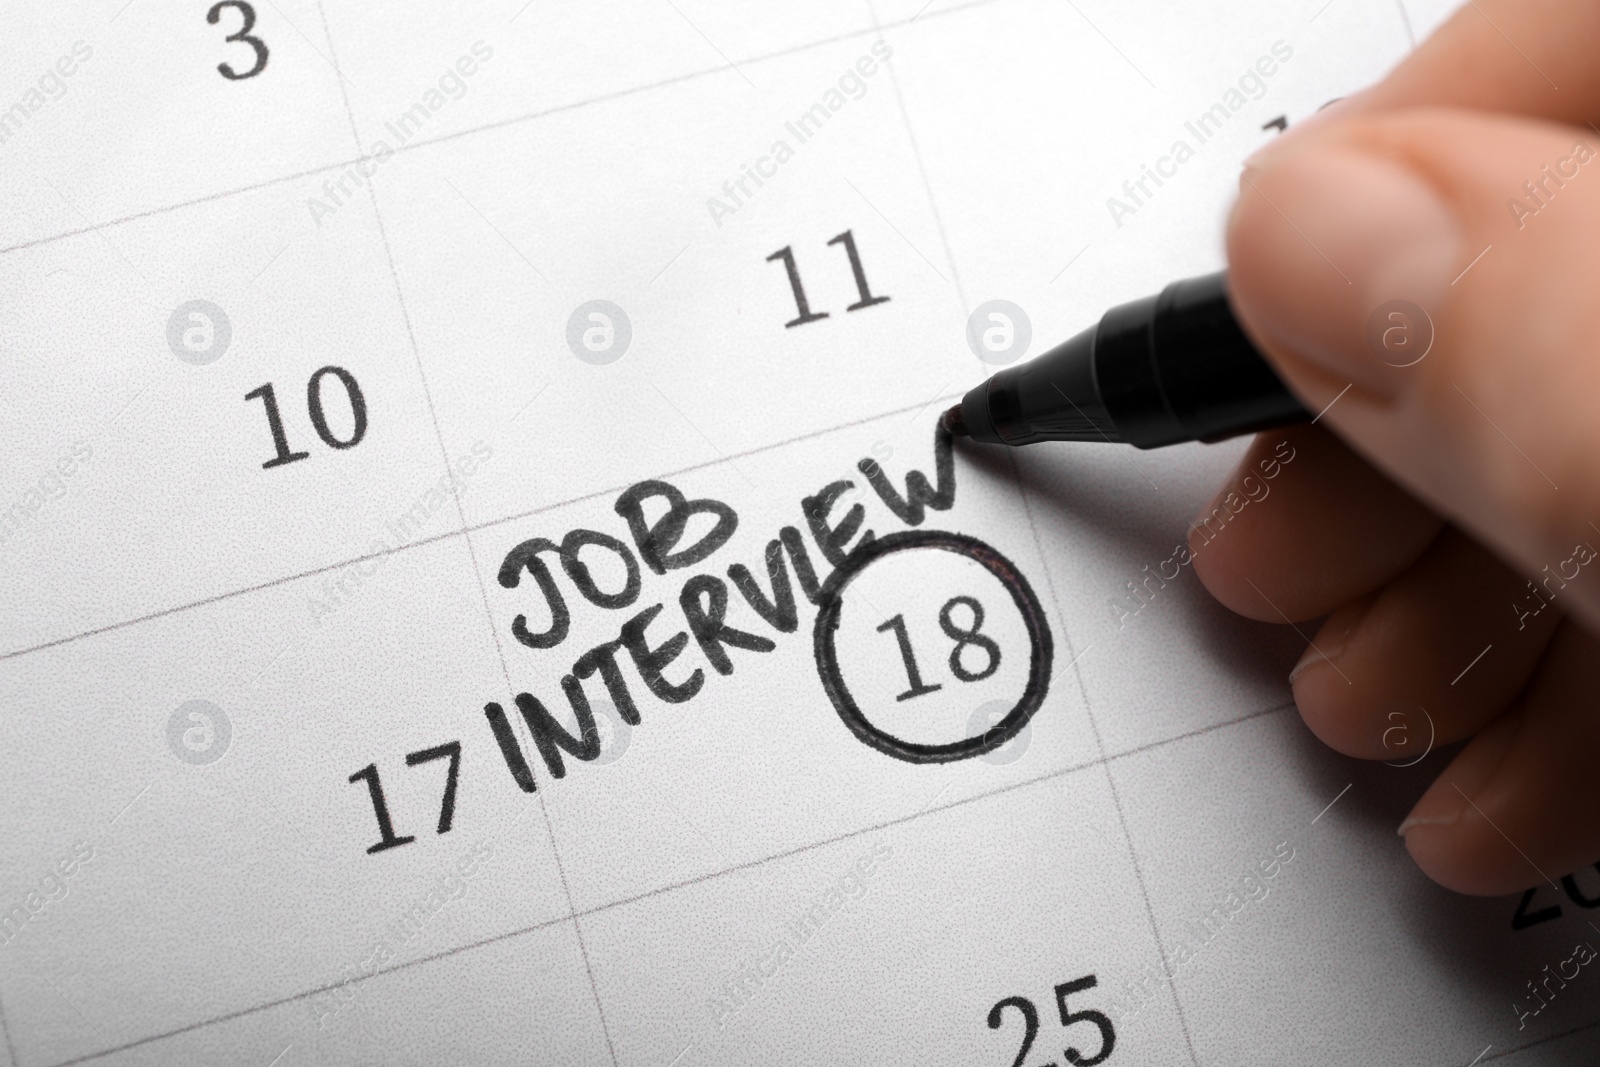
[944,272,1308,448]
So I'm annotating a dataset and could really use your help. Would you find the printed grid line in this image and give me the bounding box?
[0,0,1012,670]
[1483,1018,1600,1063]
[1006,449,1202,1067]
[0,0,1177,693]
[1,11,1061,1057]
[313,2,627,1062]
[1396,0,1418,47]
[44,686,1594,1067]
[0,981,17,1067]
[0,395,956,665]
[0,0,1003,261]
[6,3,1585,1065]
[867,2,1205,1057]
[365,1,1076,1056]
[41,700,1297,1067]
[869,0,968,312]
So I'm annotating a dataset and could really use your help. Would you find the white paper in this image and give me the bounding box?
[3,1,1595,1064]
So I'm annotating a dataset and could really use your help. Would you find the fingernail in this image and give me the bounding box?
[1397,713,1521,838]
[1288,645,1332,685]
[1396,809,1458,836]
[1288,606,1364,684]
[1229,144,1462,398]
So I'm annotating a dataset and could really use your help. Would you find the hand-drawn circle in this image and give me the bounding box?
[965,299,1032,366]
[166,299,232,365]
[590,699,632,767]
[1365,299,1433,367]
[166,699,232,765]
[565,299,631,366]
[970,698,1031,765]
[813,529,1053,764]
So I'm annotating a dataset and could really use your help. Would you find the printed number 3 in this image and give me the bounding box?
[207,0,268,81]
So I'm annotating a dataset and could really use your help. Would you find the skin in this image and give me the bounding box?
[1204,0,1600,895]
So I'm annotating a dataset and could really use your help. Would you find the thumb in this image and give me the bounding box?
[1227,109,1600,633]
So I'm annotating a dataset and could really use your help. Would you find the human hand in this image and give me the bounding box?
[1202,0,1600,895]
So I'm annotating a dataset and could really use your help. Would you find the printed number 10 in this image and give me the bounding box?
[245,365,367,470]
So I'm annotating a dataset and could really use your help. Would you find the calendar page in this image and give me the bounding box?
[3,1,1597,1065]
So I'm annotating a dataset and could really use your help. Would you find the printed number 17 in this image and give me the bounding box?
[350,742,460,855]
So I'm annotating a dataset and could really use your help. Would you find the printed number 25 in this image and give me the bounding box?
[988,976,1115,1067]
[207,0,269,81]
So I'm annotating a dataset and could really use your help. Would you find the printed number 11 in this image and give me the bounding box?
[768,229,890,328]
